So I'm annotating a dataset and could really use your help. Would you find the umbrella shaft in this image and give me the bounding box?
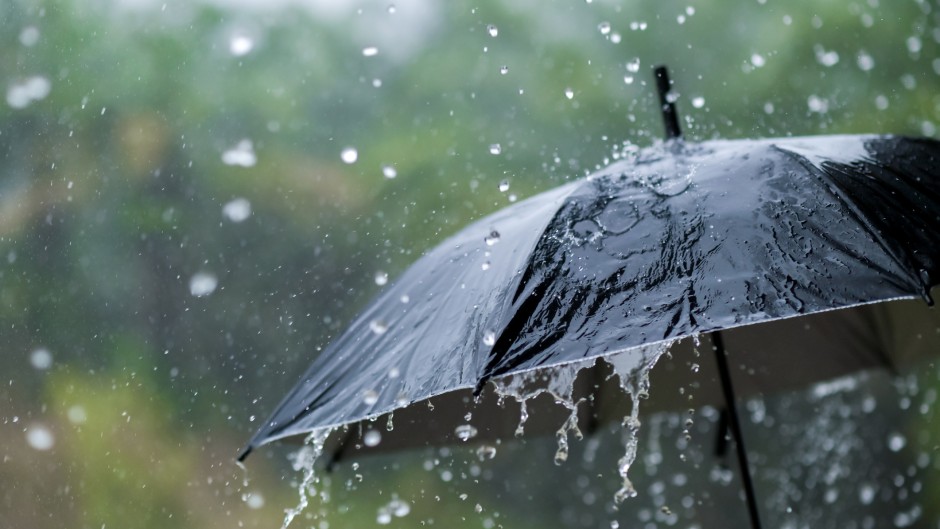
[712,331,763,529]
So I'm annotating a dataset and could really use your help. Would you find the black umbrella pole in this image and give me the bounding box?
[712,331,764,529]
[653,65,682,141]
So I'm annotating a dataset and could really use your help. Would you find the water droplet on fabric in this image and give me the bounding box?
[30,348,52,370]
[363,430,382,447]
[222,198,252,222]
[362,390,379,405]
[455,424,478,441]
[189,272,218,297]
[221,139,256,167]
[482,330,497,346]
[484,230,500,246]
[341,147,358,164]
[369,319,388,335]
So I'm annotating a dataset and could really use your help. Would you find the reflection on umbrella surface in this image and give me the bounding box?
[241,68,940,529]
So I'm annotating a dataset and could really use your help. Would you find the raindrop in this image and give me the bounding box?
[856,50,875,71]
[30,348,52,370]
[363,390,379,406]
[399,294,410,303]
[476,445,497,460]
[488,143,502,155]
[376,509,392,525]
[750,53,766,67]
[906,36,922,54]
[623,76,634,85]
[486,24,498,37]
[610,32,621,43]
[626,58,641,72]
[19,26,39,47]
[362,46,379,57]
[189,272,218,297]
[221,140,256,167]
[363,430,382,447]
[807,95,829,114]
[564,88,574,100]
[229,35,254,56]
[341,147,358,164]
[482,330,497,346]
[498,180,510,192]
[455,424,478,441]
[369,319,388,335]
[481,261,491,271]
[888,432,906,452]
[222,198,252,222]
[598,22,611,35]
[859,483,876,505]
[67,405,87,424]
[499,65,509,75]
[7,76,51,109]
[690,363,700,373]
[26,424,54,451]
[381,165,397,179]
[484,230,501,246]
[691,96,705,108]
[243,491,265,509]
[814,45,839,67]
[388,367,400,378]
[387,4,396,14]
[374,271,389,286]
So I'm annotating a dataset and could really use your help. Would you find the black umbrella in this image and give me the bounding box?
[241,67,940,529]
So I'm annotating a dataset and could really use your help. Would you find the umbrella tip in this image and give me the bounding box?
[236,445,253,462]
[653,65,682,141]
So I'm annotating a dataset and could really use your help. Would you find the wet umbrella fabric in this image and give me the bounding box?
[241,133,940,460]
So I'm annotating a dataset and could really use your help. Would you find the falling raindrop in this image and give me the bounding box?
[6,76,51,109]
[626,58,641,72]
[888,432,906,452]
[455,424,478,441]
[189,272,218,297]
[857,50,875,71]
[482,330,497,346]
[229,35,254,56]
[481,261,491,271]
[243,491,265,509]
[374,271,389,286]
[363,430,382,447]
[750,53,766,67]
[498,180,510,192]
[341,147,358,164]
[476,445,497,460]
[499,65,509,75]
[691,96,705,108]
[362,46,379,57]
[488,143,502,155]
[26,424,54,451]
[19,26,40,47]
[598,22,611,35]
[381,165,397,179]
[221,140,256,167]
[29,348,52,370]
[564,88,574,100]
[486,24,498,37]
[67,405,87,424]
[222,198,252,222]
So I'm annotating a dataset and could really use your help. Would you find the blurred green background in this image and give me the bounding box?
[1,0,939,527]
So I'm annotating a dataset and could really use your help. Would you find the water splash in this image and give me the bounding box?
[605,341,674,503]
[282,428,332,528]
[493,358,594,464]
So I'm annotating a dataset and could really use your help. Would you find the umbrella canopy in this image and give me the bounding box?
[241,132,940,457]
